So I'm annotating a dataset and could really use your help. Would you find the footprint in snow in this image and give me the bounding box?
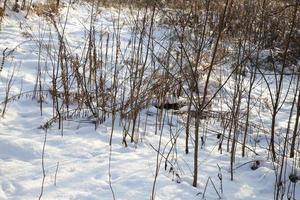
[1,180,15,194]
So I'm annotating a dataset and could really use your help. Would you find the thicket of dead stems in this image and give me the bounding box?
[1,0,300,199]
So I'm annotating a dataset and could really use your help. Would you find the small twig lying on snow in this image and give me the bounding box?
[54,161,59,186]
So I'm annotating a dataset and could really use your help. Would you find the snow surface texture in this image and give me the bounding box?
[0,1,299,200]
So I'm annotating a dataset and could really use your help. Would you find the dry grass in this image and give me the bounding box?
[31,2,58,16]
[83,0,195,9]
[0,7,4,18]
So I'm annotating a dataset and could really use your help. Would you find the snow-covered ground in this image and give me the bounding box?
[0,1,299,200]
[0,98,280,200]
